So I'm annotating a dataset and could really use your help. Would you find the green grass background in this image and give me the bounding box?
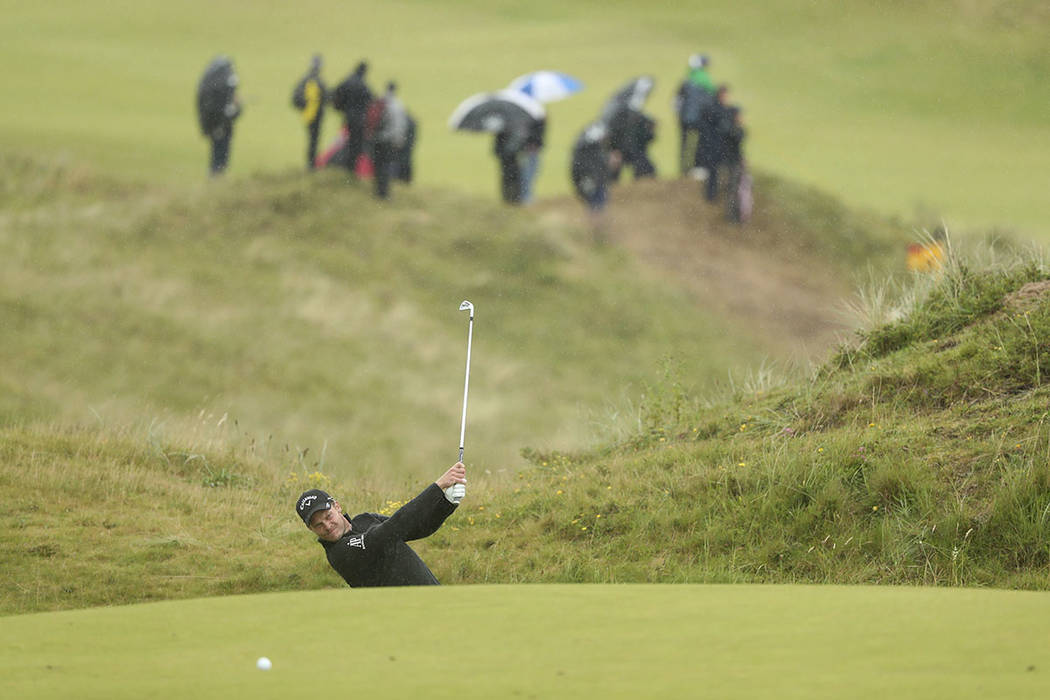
[3,585,1049,699]
[2,0,1048,236]
[4,3,1050,694]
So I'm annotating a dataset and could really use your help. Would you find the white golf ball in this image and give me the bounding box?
[256,657,272,671]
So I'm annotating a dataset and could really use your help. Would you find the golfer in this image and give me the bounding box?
[296,462,466,587]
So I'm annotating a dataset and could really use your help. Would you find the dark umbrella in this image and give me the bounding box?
[599,75,655,122]
[448,89,546,133]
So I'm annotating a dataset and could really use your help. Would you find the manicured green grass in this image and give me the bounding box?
[2,584,1048,699]
[1,0,1047,235]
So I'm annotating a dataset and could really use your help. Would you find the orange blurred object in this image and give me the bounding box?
[906,242,945,272]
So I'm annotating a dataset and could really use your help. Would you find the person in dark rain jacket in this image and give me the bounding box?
[196,55,241,176]
[331,61,375,175]
[494,124,530,204]
[295,463,465,587]
[674,53,716,176]
[571,121,614,213]
[721,105,749,223]
[698,84,731,201]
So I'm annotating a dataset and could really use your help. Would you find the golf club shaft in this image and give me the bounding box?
[453,302,474,501]
[459,314,473,456]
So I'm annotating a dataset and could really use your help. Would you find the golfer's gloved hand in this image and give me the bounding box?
[444,483,465,504]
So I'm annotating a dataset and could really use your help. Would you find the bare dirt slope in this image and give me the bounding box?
[538,177,859,365]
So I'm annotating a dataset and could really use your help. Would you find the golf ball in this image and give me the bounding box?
[256,657,272,671]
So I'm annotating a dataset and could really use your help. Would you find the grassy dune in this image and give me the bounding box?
[1,0,1048,235]
[429,249,1050,589]
[3,244,1050,617]
[2,585,1049,699]
[0,152,907,484]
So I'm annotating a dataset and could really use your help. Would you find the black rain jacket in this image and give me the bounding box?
[319,483,457,587]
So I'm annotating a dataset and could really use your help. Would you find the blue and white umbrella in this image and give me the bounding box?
[507,71,583,103]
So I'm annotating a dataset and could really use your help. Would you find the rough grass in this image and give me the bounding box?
[0,151,909,485]
[5,245,1050,615]
[424,245,1050,590]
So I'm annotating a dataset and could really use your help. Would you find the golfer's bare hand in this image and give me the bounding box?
[436,462,467,490]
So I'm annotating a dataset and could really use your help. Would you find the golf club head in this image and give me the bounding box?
[459,300,474,318]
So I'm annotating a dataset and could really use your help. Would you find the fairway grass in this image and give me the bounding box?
[2,584,1048,699]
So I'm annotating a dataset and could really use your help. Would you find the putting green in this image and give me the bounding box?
[2,584,1047,698]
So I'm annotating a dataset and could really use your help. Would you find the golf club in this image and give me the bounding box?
[452,300,474,501]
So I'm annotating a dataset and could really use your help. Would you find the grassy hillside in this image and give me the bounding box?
[4,244,1050,616]
[1,0,1047,235]
[430,249,1050,589]
[0,151,905,484]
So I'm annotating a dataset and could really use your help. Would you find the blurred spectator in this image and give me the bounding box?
[196,55,241,177]
[520,116,547,204]
[291,54,327,171]
[674,54,716,176]
[698,84,731,201]
[368,81,411,199]
[607,108,657,181]
[494,122,531,204]
[722,106,749,222]
[395,113,417,184]
[331,61,375,176]
[571,121,616,212]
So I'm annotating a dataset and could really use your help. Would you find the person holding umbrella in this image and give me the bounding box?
[295,462,466,587]
[508,71,582,203]
[196,55,242,177]
[449,90,546,205]
[602,75,658,181]
[494,123,531,204]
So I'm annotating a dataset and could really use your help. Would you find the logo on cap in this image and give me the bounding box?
[295,489,333,524]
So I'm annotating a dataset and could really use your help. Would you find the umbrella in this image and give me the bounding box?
[507,70,583,103]
[448,90,546,133]
[600,75,655,121]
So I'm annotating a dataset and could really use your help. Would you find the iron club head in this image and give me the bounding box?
[459,300,474,318]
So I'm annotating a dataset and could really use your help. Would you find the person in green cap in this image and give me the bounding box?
[674,53,716,176]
